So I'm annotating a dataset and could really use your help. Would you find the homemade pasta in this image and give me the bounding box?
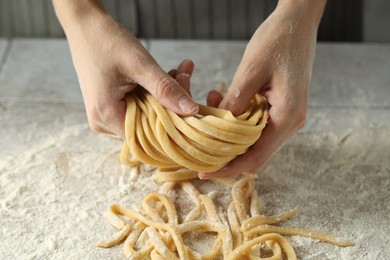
[97,176,353,259]
[120,88,268,181]
[97,88,353,259]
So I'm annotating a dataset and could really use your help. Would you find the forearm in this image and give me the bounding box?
[52,0,110,35]
[275,0,327,30]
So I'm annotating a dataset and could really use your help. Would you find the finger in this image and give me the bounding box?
[198,109,288,179]
[169,61,193,96]
[207,90,223,108]
[117,41,197,116]
[168,69,178,78]
[137,65,198,116]
[177,59,194,76]
[176,59,194,96]
[86,82,136,138]
[176,73,191,96]
[219,60,269,116]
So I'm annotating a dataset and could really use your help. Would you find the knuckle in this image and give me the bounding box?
[89,124,100,133]
[224,100,242,116]
[88,119,102,133]
[86,104,107,134]
[87,108,102,133]
[156,77,176,99]
[85,99,124,136]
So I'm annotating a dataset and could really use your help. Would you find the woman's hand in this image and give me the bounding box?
[200,0,327,179]
[53,0,198,137]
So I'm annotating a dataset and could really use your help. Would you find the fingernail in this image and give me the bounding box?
[179,96,198,115]
[176,73,190,81]
[198,173,210,180]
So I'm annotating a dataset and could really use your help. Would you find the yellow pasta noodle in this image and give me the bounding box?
[97,176,353,259]
[120,88,268,181]
[97,88,353,259]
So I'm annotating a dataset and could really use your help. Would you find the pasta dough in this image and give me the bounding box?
[97,88,353,259]
[120,88,268,181]
[97,176,353,259]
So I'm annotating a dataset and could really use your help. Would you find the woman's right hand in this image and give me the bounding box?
[53,0,198,137]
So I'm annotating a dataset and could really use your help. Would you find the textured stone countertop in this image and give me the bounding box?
[0,39,389,259]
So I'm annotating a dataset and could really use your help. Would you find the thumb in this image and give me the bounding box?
[137,64,198,116]
[219,61,269,116]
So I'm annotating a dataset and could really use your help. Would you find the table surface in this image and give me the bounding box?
[0,39,389,259]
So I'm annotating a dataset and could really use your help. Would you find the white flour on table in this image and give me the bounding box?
[1,101,389,259]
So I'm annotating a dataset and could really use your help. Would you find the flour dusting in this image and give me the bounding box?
[1,101,390,259]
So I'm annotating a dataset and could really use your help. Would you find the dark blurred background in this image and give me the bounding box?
[0,0,389,42]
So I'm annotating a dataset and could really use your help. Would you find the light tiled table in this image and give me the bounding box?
[0,39,389,259]
[0,39,148,103]
[0,39,80,102]
[0,39,8,70]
